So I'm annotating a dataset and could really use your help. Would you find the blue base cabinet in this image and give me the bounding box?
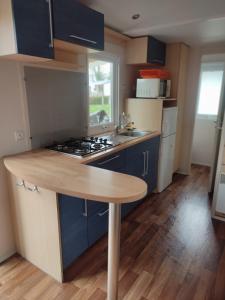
[59,137,160,269]
[58,195,88,270]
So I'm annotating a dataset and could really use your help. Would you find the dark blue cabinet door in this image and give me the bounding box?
[53,0,104,50]
[58,195,88,269]
[88,205,109,246]
[12,0,53,58]
[147,36,166,66]
[126,144,145,179]
[143,136,160,193]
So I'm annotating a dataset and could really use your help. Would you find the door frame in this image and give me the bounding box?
[211,109,225,220]
[209,70,225,192]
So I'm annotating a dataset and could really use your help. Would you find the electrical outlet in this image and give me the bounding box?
[14,130,25,142]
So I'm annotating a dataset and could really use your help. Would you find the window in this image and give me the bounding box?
[197,63,224,118]
[88,55,119,132]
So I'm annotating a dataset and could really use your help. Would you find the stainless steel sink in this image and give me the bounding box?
[118,130,153,137]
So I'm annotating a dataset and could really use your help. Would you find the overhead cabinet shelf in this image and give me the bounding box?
[126,36,166,65]
[0,0,104,62]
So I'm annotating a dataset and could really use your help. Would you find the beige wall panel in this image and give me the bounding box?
[126,98,163,132]
[9,174,63,282]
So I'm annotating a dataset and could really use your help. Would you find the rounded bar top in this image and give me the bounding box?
[4,150,147,204]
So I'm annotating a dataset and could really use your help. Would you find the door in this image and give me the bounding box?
[209,72,225,192]
[191,60,225,191]
[212,110,225,218]
[12,0,53,58]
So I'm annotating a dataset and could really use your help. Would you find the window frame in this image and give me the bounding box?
[87,52,119,136]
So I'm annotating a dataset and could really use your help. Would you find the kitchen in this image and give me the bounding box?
[1,1,225,300]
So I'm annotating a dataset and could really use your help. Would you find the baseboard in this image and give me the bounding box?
[191,161,211,167]
[0,249,16,264]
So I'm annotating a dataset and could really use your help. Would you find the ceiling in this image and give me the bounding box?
[81,0,225,46]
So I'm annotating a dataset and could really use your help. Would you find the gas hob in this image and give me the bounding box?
[46,136,114,157]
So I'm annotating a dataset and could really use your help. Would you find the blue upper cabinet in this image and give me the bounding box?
[147,36,166,65]
[11,0,54,59]
[52,0,104,51]
[126,36,166,65]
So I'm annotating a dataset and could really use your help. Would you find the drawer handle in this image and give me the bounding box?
[83,200,88,217]
[46,0,54,48]
[98,209,109,217]
[69,34,97,45]
[146,150,149,175]
[98,155,120,166]
[142,152,146,177]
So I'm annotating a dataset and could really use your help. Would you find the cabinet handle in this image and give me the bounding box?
[98,208,109,217]
[16,180,25,188]
[83,200,88,217]
[69,34,97,45]
[152,58,163,64]
[16,180,39,192]
[142,152,146,177]
[26,185,39,193]
[98,155,120,166]
[146,151,149,175]
[46,0,54,48]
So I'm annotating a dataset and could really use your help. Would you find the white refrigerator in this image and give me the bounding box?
[158,107,177,192]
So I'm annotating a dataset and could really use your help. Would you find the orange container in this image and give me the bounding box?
[139,69,170,79]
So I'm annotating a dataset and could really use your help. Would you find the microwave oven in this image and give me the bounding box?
[136,78,171,98]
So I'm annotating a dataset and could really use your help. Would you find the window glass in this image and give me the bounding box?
[197,67,224,116]
[89,59,114,126]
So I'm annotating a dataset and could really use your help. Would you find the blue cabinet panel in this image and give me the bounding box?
[53,0,104,51]
[12,0,53,58]
[88,206,109,246]
[126,144,146,179]
[59,137,160,269]
[147,36,166,66]
[143,136,160,193]
[89,150,126,171]
[58,195,88,269]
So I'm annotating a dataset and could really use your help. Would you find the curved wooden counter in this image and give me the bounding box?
[4,149,147,203]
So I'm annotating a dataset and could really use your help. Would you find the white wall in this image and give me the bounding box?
[192,118,216,166]
[0,60,30,262]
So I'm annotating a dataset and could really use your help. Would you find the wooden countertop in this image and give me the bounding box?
[4,132,160,204]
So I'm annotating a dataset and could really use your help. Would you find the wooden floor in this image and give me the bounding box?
[1,165,225,300]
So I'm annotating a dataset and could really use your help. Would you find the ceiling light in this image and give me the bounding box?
[132,14,140,20]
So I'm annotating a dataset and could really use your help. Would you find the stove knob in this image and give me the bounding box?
[95,137,98,142]
[90,136,94,141]
[103,139,108,144]
[99,138,103,143]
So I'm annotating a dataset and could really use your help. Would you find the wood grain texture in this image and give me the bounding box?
[1,165,225,299]
[4,133,161,204]
[126,98,163,132]
[8,174,63,282]
[126,37,148,65]
[166,43,189,172]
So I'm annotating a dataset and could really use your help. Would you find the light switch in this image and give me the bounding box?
[14,130,25,142]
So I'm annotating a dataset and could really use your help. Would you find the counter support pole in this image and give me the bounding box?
[107,203,121,300]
